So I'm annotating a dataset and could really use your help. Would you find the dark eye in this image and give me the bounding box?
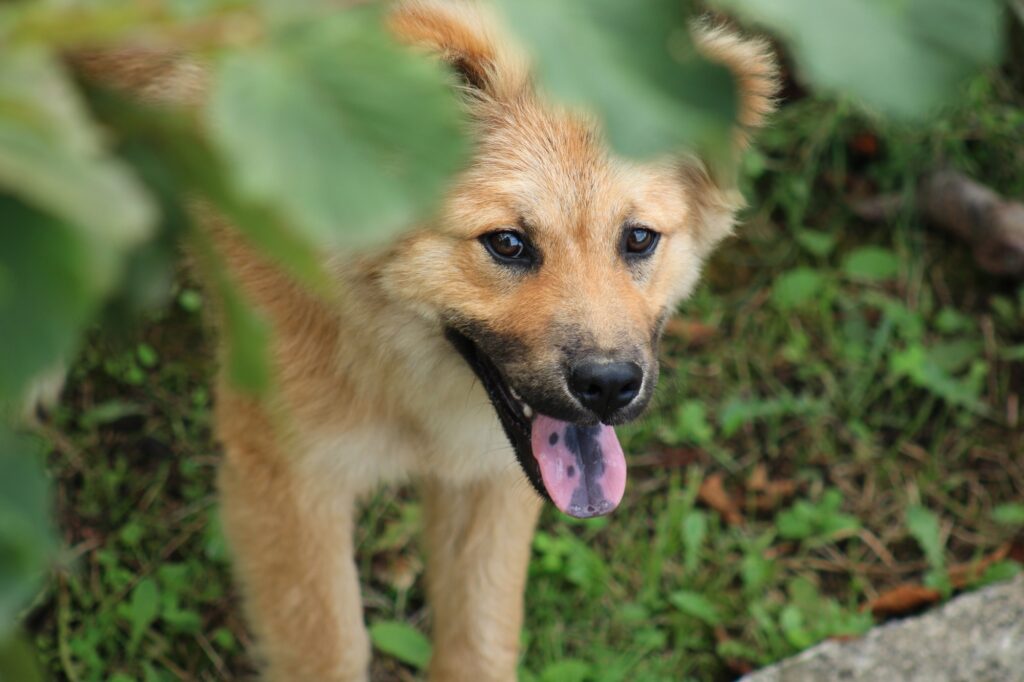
[623,226,659,257]
[481,230,532,264]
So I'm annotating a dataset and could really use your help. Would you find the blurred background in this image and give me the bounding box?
[1,0,1022,680]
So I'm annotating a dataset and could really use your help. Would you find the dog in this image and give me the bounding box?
[74,1,776,679]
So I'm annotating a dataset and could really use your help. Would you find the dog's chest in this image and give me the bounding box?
[405,344,518,484]
[292,325,517,495]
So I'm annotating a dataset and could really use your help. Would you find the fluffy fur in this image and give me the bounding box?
[73,2,777,679]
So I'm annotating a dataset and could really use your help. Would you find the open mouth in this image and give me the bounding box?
[444,327,627,518]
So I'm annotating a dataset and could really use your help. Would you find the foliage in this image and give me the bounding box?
[0,432,55,640]
[496,0,736,159]
[776,489,860,545]
[369,620,432,670]
[207,6,469,247]
[713,0,1005,117]
[0,0,1017,678]
[906,505,951,595]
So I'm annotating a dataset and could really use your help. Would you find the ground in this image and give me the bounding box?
[24,71,1024,681]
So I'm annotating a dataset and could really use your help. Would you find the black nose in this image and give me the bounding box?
[569,361,643,421]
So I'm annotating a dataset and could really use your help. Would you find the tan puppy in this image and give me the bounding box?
[76,1,776,679]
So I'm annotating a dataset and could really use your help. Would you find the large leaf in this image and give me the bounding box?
[81,87,329,296]
[0,634,44,682]
[0,50,156,398]
[81,88,319,396]
[713,0,1003,117]
[207,7,469,248]
[0,429,55,641]
[496,0,736,159]
[0,48,154,271]
[0,197,103,397]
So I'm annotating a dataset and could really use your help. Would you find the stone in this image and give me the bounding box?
[741,576,1024,682]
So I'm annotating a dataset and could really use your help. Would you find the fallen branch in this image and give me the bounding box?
[850,169,1024,277]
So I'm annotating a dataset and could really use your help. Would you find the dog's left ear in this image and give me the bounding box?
[683,22,780,250]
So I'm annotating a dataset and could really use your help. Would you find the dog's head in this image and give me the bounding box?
[382,1,777,516]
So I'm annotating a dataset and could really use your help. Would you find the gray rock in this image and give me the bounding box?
[741,576,1024,682]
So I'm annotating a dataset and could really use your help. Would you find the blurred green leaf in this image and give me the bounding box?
[0,430,55,641]
[79,400,144,430]
[184,221,272,395]
[992,504,1024,526]
[0,48,153,260]
[842,246,901,282]
[497,0,736,159]
[670,590,721,626]
[0,197,101,397]
[795,229,837,258]
[934,307,974,335]
[741,553,775,594]
[779,604,814,649]
[562,536,610,597]
[136,343,159,368]
[0,634,43,682]
[540,659,591,682]
[178,289,203,313]
[714,0,1004,117]
[889,344,988,414]
[864,292,925,342]
[979,560,1022,586]
[681,511,707,575]
[207,7,468,248]
[780,576,872,649]
[771,268,826,310]
[719,393,826,437]
[927,339,982,374]
[369,621,432,670]
[215,266,272,395]
[124,579,160,653]
[672,401,714,445]
[3,1,206,47]
[532,530,610,596]
[989,295,1018,327]
[906,505,948,594]
[82,86,330,296]
[203,512,230,564]
[777,489,860,542]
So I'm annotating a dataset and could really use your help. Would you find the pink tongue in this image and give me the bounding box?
[530,414,627,518]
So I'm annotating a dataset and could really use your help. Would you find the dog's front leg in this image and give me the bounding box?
[422,471,542,681]
[218,441,370,682]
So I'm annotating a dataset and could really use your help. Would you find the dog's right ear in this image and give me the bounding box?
[678,22,780,251]
[692,21,779,155]
[388,0,529,105]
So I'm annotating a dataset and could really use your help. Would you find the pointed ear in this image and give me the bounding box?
[389,0,529,104]
[692,20,780,154]
[681,22,779,250]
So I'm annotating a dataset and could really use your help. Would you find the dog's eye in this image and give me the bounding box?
[623,226,659,257]
[482,230,532,264]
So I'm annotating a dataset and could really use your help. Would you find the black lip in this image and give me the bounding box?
[443,326,547,499]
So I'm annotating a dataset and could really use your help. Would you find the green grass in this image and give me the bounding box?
[24,72,1024,681]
